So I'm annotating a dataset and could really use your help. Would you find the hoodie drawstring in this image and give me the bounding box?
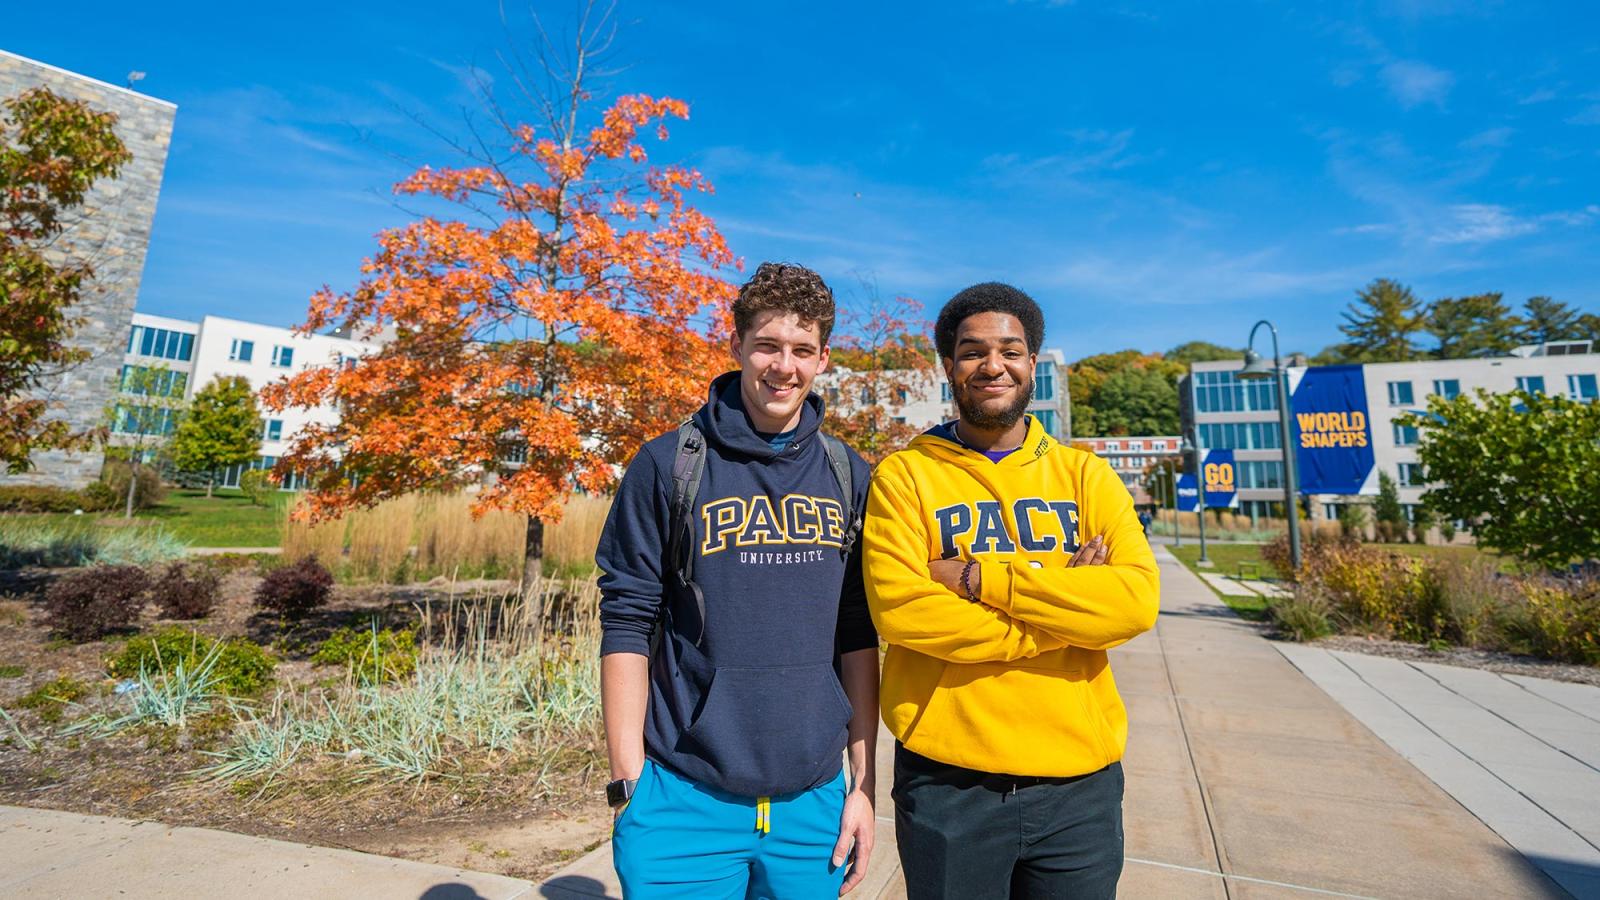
[755,796,771,834]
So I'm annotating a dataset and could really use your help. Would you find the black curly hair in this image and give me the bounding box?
[733,262,836,344]
[934,282,1044,359]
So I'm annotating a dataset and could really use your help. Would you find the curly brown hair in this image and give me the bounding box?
[733,262,836,345]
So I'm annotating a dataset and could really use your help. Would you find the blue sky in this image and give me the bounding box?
[9,1,1599,360]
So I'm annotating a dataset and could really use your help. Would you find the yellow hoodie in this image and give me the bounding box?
[864,417,1160,777]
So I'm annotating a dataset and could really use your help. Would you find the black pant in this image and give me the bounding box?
[892,744,1124,900]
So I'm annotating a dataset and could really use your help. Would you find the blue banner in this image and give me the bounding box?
[1202,449,1237,508]
[1176,472,1198,512]
[1289,364,1375,495]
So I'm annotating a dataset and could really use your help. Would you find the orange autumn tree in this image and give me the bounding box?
[263,35,735,608]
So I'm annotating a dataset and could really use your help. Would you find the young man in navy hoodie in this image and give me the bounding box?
[597,262,879,898]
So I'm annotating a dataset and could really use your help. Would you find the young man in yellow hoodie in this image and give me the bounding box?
[863,282,1160,899]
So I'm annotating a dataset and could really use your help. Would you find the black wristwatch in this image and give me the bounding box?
[606,777,639,808]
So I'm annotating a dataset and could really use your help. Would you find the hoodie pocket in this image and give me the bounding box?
[679,662,853,797]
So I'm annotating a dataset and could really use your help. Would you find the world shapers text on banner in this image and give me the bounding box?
[1288,364,1375,495]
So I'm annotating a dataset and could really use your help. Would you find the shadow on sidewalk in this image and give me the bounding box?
[539,875,611,898]
[1508,848,1600,899]
[419,884,490,899]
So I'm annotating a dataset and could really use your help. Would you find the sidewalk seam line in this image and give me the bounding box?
[1126,856,1381,899]
[1497,672,1600,727]
[1152,563,1233,900]
[1328,651,1600,859]
[1406,661,1600,778]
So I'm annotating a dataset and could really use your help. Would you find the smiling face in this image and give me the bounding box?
[943,311,1035,433]
[730,309,831,434]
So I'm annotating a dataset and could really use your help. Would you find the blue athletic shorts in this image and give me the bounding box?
[612,759,850,899]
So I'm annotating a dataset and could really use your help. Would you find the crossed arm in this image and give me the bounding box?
[863,459,1160,662]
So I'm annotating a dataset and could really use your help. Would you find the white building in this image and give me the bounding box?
[116,313,378,488]
[1180,341,1599,521]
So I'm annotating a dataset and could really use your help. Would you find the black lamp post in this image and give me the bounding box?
[1181,430,1207,565]
[1238,320,1303,572]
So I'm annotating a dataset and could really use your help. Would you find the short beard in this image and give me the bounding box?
[955,379,1033,431]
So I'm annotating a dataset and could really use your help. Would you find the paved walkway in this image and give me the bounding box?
[0,805,537,899]
[1279,645,1600,898]
[544,547,1568,898]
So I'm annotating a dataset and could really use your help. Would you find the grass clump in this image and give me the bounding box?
[15,675,91,724]
[107,628,275,696]
[311,624,418,684]
[0,664,23,678]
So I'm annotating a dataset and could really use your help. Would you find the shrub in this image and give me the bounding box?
[238,469,275,508]
[1440,520,1458,543]
[1270,594,1335,641]
[107,627,275,696]
[44,565,150,641]
[101,460,167,511]
[0,484,114,513]
[15,675,91,724]
[1502,580,1600,666]
[149,562,221,619]
[255,556,334,620]
[311,624,418,684]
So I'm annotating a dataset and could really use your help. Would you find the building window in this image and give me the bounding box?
[1402,503,1418,524]
[229,338,254,363]
[1236,460,1284,490]
[127,325,195,362]
[1515,375,1545,395]
[1432,379,1461,400]
[940,382,952,402]
[112,404,178,436]
[1129,441,1144,451]
[271,345,294,368]
[1569,373,1598,402]
[1193,369,1278,413]
[1153,440,1167,451]
[1387,381,1414,406]
[1398,462,1426,487]
[1392,422,1419,447]
[1034,361,1055,401]
[1197,421,1282,450]
[1104,441,1120,451]
[262,419,283,441]
[119,365,186,398]
[1033,409,1058,437]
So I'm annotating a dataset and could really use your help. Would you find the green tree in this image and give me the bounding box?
[1068,349,1182,436]
[1425,293,1518,359]
[1374,470,1405,540]
[172,376,261,496]
[1517,296,1582,344]
[1093,368,1180,435]
[103,364,186,518]
[1578,312,1600,344]
[1399,389,1600,568]
[1164,341,1239,366]
[1337,278,1426,362]
[1,87,132,471]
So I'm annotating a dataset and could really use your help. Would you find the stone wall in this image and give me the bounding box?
[0,51,175,489]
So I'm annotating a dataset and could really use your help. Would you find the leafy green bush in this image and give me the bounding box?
[255,556,333,620]
[0,484,114,513]
[148,562,221,619]
[1270,595,1334,641]
[238,469,275,507]
[1502,580,1600,666]
[311,624,417,684]
[100,459,166,511]
[107,627,275,696]
[44,565,150,640]
[15,675,90,724]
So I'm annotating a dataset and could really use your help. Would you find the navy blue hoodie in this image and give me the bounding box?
[597,371,876,798]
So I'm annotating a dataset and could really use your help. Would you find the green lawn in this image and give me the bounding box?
[3,489,289,548]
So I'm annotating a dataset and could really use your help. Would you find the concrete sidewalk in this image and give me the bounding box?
[1280,644,1600,898]
[545,547,1568,898]
[0,804,537,899]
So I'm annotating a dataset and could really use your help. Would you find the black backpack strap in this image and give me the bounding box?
[820,433,860,557]
[658,420,708,653]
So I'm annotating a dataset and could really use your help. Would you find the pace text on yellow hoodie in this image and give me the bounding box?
[864,416,1160,777]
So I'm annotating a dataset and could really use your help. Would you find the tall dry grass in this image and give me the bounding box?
[280,491,613,583]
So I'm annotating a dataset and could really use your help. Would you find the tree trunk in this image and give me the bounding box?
[123,459,138,519]
[520,514,547,628]
[206,472,214,498]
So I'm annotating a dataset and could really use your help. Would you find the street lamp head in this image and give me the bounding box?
[1238,348,1274,380]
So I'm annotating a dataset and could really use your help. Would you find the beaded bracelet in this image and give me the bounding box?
[960,559,979,603]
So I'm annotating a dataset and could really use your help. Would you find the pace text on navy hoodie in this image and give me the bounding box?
[597,371,876,799]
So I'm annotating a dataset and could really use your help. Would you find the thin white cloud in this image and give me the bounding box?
[1567,105,1600,126]
[1381,60,1454,109]
[1518,87,1558,105]
[1460,127,1513,150]
[1429,204,1536,244]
